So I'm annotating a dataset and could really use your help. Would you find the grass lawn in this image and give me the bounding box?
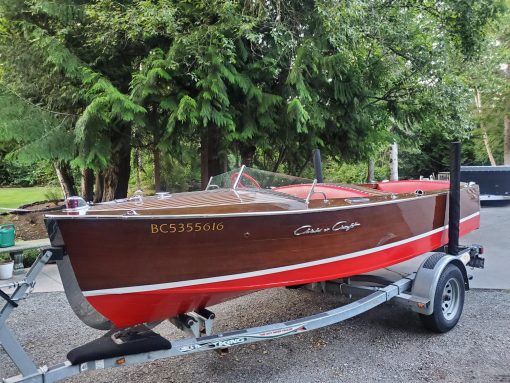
[0,187,61,209]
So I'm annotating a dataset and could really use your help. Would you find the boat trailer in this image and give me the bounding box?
[1,244,484,383]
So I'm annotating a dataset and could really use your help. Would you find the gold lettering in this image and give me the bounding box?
[151,222,225,233]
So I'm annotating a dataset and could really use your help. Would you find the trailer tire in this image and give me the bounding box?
[419,264,465,333]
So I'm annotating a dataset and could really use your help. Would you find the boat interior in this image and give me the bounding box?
[367,180,451,193]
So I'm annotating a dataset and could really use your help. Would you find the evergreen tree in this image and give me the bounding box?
[0,0,504,196]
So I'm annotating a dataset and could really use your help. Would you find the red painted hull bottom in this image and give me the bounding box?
[86,216,479,328]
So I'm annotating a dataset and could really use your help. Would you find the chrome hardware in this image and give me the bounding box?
[345,197,370,204]
[205,176,219,191]
[232,165,246,190]
[305,179,318,205]
[129,190,144,205]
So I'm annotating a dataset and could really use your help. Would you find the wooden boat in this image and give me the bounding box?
[45,167,480,329]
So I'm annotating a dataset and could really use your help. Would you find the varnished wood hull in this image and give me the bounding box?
[46,186,480,329]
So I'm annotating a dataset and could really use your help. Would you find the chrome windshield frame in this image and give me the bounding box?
[232,165,246,190]
[305,179,318,205]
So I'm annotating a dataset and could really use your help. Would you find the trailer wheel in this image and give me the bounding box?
[419,264,465,333]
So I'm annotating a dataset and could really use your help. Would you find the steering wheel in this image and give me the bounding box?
[230,172,261,189]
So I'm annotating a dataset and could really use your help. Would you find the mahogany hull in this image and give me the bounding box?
[47,188,480,328]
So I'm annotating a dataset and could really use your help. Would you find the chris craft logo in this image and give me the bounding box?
[293,221,361,236]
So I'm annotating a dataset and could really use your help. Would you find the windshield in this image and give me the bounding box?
[206,166,313,190]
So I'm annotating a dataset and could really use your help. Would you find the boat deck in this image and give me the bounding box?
[45,180,451,218]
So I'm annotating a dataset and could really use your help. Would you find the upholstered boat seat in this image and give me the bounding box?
[374,180,449,194]
[274,184,372,200]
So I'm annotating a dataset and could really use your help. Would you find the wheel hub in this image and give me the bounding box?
[441,278,461,320]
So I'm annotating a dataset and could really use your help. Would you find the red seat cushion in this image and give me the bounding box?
[375,180,449,193]
[273,184,371,199]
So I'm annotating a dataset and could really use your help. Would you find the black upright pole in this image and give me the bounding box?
[448,142,461,255]
[313,149,324,183]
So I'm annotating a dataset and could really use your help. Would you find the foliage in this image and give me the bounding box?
[129,141,201,194]
[0,0,505,195]
[44,188,63,201]
[22,249,39,268]
[399,1,510,173]
[322,156,390,183]
[0,147,58,186]
[466,0,510,165]
[0,85,76,164]
[0,253,12,264]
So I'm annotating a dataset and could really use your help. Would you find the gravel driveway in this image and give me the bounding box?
[2,287,509,383]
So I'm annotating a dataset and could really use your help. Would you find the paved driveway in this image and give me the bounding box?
[464,202,510,288]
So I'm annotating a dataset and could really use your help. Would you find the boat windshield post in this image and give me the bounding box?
[205,177,213,190]
[232,165,246,190]
[305,179,318,205]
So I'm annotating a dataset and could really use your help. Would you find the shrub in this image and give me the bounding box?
[23,249,40,267]
[323,160,390,184]
[0,253,12,264]
[44,188,63,201]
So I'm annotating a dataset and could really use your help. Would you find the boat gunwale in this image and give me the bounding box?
[44,187,457,220]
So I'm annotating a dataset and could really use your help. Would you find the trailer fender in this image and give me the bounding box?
[409,252,469,316]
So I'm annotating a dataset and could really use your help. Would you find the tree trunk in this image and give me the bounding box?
[94,171,104,203]
[80,168,94,202]
[272,146,287,173]
[389,142,398,181]
[367,159,375,183]
[101,125,132,202]
[482,130,496,166]
[54,161,76,199]
[504,115,510,165]
[474,89,496,166]
[200,129,209,189]
[239,143,256,167]
[153,146,162,192]
[151,107,163,192]
[201,125,227,189]
[135,148,142,190]
[504,63,510,165]
[115,136,131,200]
[102,167,118,202]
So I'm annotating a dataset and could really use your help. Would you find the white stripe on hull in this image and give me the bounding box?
[82,212,480,297]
